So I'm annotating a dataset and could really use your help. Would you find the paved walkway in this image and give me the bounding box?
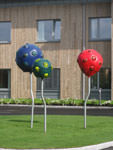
[0,104,113,116]
[103,147,113,150]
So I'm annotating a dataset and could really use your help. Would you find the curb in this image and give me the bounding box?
[0,104,113,116]
[0,104,113,109]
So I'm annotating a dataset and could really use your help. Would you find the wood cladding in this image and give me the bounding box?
[86,3,111,68]
[0,2,111,99]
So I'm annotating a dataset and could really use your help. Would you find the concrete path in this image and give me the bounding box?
[103,147,113,150]
[0,104,113,116]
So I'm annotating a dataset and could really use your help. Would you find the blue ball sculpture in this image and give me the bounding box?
[16,43,43,72]
[33,58,53,79]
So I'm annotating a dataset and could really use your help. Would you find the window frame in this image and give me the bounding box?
[89,17,112,42]
[37,19,61,43]
[0,21,11,44]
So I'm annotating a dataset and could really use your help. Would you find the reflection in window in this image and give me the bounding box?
[37,68,60,91]
[37,20,61,42]
[0,22,11,43]
[91,73,97,89]
[91,68,111,89]
[0,70,8,88]
[99,68,111,89]
[89,18,112,41]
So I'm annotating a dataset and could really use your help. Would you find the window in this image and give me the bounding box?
[0,22,11,43]
[91,68,111,89]
[99,68,111,89]
[37,68,60,99]
[0,70,11,98]
[37,20,61,42]
[0,70,10,89]
[89,18,112,41]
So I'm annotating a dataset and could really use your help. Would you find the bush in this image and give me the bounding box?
[0,98,112,106]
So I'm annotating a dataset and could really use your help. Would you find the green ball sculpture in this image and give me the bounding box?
[33,58,53,79]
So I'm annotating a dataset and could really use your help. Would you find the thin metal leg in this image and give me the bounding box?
[30,73,34,128]
[84,77,91,129]
[41,79,47,133]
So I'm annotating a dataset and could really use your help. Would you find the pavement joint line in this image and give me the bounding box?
[0,141,113,150]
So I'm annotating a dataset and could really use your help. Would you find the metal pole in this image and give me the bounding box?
[99,88,102,106]
[84,77,91,129]
[82,4,86,100]
[41,79,47,133]
[30,73,34,128]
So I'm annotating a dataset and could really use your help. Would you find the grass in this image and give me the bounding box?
[0,115,113,149]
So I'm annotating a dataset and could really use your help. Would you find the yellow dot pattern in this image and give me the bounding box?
[35,58,40,63]
[35,66,40,72]
[43,62,48,68]
[44,73,48,78]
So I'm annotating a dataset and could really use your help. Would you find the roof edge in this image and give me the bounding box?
[0,0,111,8]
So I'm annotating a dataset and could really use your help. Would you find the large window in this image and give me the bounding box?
[0,70,10,89]
[0,70,11,98]
[89,17,112,41]
[37,68,60,99]
[0,22,11,43]
[37,20,61,42]
[91,68,111,89]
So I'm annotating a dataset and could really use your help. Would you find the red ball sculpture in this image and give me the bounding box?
[77,49,103,77]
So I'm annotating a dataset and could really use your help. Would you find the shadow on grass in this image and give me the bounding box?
[9,120,40,123]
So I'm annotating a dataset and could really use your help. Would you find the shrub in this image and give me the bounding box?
[0,98,112,106]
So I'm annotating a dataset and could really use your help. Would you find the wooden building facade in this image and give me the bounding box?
[0,0,112,100]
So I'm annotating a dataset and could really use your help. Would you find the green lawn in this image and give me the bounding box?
[0,115,113,149]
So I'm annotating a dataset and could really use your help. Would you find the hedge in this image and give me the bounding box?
[0,98,113,106]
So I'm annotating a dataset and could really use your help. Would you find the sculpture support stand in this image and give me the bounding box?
[30,73,34,128]
[84,77,90,129]
[41,79,47,133]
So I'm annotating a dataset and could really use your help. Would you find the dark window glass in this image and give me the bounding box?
[99,68,111,89]
[91,73,97,89]
[89,18,112,41]
[0,70,8,88]
[37,20,61,42]
[37,68,60,91]
[0,22,11,43]
[91,68,111,89]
